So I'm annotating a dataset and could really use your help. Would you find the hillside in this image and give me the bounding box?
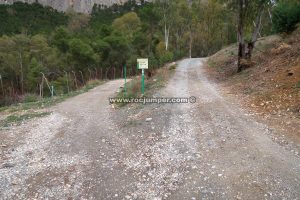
[207,27,300,141]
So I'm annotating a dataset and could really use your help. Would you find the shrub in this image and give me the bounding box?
[159,51,174,65]
[272,1,300,33]
[23,93,40,103]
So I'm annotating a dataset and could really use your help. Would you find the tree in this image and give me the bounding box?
[68,38,97,69]
[138,3,161,54]
[112,12,141,40]
[26,57,43,92]
[52,26,70,53]
[237,0,271,72]
[155,0,175,51]
[103,35,130,66]
[272,0,300,33]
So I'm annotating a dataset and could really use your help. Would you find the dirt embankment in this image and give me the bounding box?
[206,29,300,141]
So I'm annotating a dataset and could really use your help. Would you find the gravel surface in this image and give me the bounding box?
[0,59,300,199]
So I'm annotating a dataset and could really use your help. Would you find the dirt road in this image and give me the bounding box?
[1,59,300,199]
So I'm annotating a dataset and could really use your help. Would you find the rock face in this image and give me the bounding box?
[0,0,132,13]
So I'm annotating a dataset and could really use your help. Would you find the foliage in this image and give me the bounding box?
[112,12,141,39]
[0,2,67,35]
[0,0,284,106]
[0,112,51,127]
[272,0,300,33]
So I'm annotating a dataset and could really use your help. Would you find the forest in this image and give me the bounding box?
[0,0,299,106]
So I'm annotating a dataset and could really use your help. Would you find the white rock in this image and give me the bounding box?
[146,118,152,122]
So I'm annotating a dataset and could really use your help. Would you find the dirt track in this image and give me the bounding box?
[1,59,300,199]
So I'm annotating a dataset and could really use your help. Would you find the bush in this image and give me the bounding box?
[272,1,300,33]
[23,93,40,103]
[52,76,70,95]
[159,51,174,65]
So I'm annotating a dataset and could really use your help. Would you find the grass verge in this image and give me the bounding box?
[0,79,105,113]
[0,112,51,127]
[115,63,177,107]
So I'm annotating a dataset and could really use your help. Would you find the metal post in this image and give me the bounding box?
[142,69,145,96]
[124,65,127,95]
[51,85,54,97]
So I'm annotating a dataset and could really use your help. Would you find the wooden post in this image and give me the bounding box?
[39,77,44,98]
[72,71,78,89]
[40,72,53,97]
[79,71,85,85]
[64,70,69,93]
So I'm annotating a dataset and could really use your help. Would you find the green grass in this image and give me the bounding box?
[293,81,300,89]
[0,112,51,127]
[207,59,217,68]
[0,80,104,113]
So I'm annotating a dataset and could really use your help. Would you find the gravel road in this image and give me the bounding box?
[1,58,300,200]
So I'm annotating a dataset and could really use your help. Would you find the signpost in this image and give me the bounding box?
[124,64,127,95]
[137,58,148,96]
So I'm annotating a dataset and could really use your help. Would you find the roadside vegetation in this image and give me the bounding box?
[0,79,103,128]
[0,0,299,109]
[115,62,177,107]
[207,26,300,139]
[0,112,51,127]
[207,0,300,117]
[0,0,239,107]
[0,79,103,113]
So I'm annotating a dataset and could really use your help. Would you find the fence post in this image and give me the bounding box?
[72,71,78,89]
[64,70,69,93]
[94,67,98,79]
[113,67,116,79]
[79,71,85,85]
[0,74,4,96]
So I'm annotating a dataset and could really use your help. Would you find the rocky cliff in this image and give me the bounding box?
[0,0,132,13]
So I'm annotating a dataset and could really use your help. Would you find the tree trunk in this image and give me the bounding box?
[247,6,263,59]
[237,0,245,72]
[164,23,169,51]
[238,1,264,72]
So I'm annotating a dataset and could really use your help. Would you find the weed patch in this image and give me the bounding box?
[0,112,51,127]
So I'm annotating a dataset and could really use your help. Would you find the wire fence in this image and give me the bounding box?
[0,66,142,105]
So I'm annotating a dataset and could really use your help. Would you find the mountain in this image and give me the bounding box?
[0,0,133,13]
